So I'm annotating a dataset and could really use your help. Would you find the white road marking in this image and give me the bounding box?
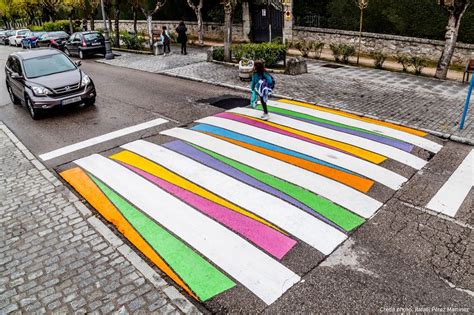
[426,149,473,217]
[123,140,349,253]
[195,116,407,190]
[158,129,382,218]
[39,118,168,161]
[230,107,427,170]
[267,100,443,154]
[75,154,300,305]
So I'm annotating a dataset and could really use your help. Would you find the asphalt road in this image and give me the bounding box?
[1,45,472,313]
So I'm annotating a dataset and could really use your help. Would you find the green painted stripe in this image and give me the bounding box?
[191,145,365,232]
[257,105,398,141]
[90,175,236,301]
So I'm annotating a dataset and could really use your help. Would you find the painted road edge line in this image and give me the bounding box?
[39,118,169,161]
[426,149,473,217]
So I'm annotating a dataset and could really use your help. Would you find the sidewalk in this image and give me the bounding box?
[99,48,473,143]
[0,122,200,314]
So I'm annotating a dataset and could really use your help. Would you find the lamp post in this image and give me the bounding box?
[100,0,114,60]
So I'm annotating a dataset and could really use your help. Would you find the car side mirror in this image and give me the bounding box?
[75,60,82,67]
[11,72,23,80]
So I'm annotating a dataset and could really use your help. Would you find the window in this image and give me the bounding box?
[11,57,22,75]
[6,56,13,70]
[84,33,104,41]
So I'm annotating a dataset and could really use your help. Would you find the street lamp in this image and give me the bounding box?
[100,0,114,60]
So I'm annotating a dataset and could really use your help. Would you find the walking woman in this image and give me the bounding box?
[161,26,171,55]
[176,21,188,55]
[250,61,273,121]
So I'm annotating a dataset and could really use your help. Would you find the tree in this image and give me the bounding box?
[435,0,471,79]
[131,0,140,34]
[186,0,204,45]
[140,0,167,47]
[113,0,124,47]
[39,0,62,21]
[64,0,81,33]
[223,0,238,62]
[355,0,369,65]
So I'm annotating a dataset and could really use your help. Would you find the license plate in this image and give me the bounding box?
[62,96,82,105]
[92,42,101,46]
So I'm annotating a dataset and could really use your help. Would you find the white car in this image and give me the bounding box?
[8,29,30,47]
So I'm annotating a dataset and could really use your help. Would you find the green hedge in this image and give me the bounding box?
[41,20,81,33]
[231,42,286,67]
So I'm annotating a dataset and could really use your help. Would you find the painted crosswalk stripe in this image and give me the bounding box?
[75,154,301,305]
[230,108,427,169]
[39,118,168,161]
[159,129,382,218]
[123,140,348,254]
[195,116,407,190]
[267,100,442,153]
[426,149,473,217]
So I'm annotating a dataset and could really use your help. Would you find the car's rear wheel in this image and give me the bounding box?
[21,42,25,49]
[79,50,85,60]
[7,84,21,105]
[25,95,40,120]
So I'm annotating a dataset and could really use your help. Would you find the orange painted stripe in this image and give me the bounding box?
[204,133,374,193]
[235,113,387,164]
[278,99,428,137]
[60,167,198,299]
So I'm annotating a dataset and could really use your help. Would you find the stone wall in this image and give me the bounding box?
[293,26,474,65]
[93,20,246,42]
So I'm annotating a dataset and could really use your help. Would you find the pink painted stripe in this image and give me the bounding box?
[216,112,345,153]
[123,163,297,260]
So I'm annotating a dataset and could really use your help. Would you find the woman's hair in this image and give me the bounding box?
[162,26,167,30]
[254,61,265,75]
[179,21,185,26]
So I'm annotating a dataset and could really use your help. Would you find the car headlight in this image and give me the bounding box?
[81,75,91,86]
[31,86,52,96]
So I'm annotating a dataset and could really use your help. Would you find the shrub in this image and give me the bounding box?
[330,43,343,62]
[371,52,387,69]
[310,41,324,59]
[230,42,286,67]
[43,20,71,32]
[212,46,225,61]
[121,33,145,50]
[28,25,44,31]
[409,56,428,75]
[395,54,410,72]
[340,44,356,64]
[294,40,311,57]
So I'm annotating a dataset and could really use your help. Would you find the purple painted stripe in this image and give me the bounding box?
[277,112,414,152]
[215,112,347,154]
[123,163,297,260]
[163,140,343,232]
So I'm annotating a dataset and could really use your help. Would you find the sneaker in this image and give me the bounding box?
[260,113,269,121]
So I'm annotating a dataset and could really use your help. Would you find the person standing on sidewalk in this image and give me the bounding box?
[176,21,188,55]
[250,61,273,121]
[161,26,171,55]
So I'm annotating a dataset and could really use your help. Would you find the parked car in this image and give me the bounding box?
[1,30,15,45]
[5,48,96,120]
[36,31,70,50]
[8,29,30,46]
[0,30,8,43]
[21,31,46,49]
[64,31,106,59]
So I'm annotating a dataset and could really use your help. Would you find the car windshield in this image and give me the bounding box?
[18,30,29,35]
[23,53,76,78]
[84,33,103,41]
[49,32,68,38]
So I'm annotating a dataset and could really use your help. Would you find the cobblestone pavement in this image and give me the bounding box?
[98,49,473,142]
[0,122,200,314]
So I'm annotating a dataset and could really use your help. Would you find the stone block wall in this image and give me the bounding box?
[293,26,474,66]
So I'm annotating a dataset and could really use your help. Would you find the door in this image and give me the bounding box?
[251,4,283,42]
[9,57,25,102]
[67,33,80,55]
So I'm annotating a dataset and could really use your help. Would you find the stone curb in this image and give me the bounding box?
[0,121,201,314]
[159,72,474,146]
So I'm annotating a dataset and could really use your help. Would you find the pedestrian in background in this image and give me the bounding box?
[176,21,188,55]
[161,26,171,55]
[250,61,274,121]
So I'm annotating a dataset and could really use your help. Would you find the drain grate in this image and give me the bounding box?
[321,64,344,69]
[198,95,249,110]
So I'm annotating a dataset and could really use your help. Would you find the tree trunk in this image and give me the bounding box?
[114,4,120,47]
[435,4,468,79]
[68,14,74,34]
[197,9,204,46]
[133,8,138,34]
[146,14,153,47]
[223,6,233,62]
[90,14,95,31]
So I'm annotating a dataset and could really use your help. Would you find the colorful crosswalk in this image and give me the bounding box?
[60,99,442,305]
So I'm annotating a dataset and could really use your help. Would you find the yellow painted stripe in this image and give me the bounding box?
[60,167,198,299]
[236,113,387,164]
[110,150,285,234]
[278,99,428,137]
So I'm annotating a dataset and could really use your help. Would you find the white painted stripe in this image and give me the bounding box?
[123,140,349,252]
[230,107,427,170]
[157,129,382,218]
[195,116,407,190]
[426,149,473,217]
[39,118,168,161]
[75,154,300,305]
[268,100,442,154]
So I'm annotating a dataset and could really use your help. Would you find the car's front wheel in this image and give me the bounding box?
[84,97,96,107]
[7,84,21,105]
[25,95,40,120]
[79,50,85,60]
[64,48,71,56]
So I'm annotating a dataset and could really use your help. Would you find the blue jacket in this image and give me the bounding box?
[160,30,170,43]
[250,72,273,91]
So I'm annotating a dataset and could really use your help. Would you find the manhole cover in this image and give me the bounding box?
[198,95,249,110]
[321,64,344,69]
